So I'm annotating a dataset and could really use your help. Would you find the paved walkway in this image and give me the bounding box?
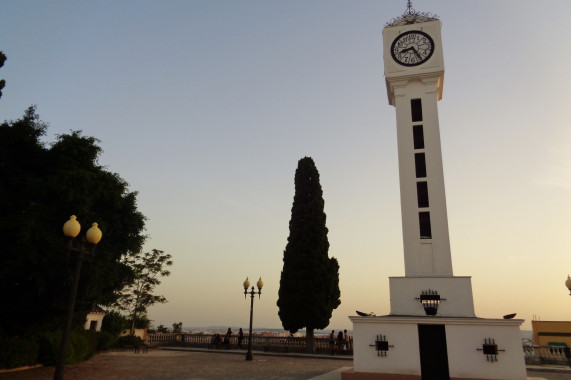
[0,349,350,380]
[0,347,569,379]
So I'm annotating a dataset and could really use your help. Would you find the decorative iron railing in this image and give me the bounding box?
[147,333,353,355]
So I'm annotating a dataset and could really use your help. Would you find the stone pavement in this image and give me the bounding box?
[0,347,570,379]
[0,348,351,380]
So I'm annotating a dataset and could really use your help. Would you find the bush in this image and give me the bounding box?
[73,330,98,362]
[37,330,98,366]
[97,331,118,350]
[118,335,143,347]
[0,335,39,369]
[37,330,61,366]
[101,311,128,336]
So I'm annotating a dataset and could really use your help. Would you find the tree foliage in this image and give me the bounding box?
[277,157,341,352]
[0,106,147,335]
[156,325,168,334]
[101,311,128,336]
[172,322,182,333]
[113,249,173,335]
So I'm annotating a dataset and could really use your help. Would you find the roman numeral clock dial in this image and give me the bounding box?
[391,30,434,66]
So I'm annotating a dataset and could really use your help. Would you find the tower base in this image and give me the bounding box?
[346,315,526,380]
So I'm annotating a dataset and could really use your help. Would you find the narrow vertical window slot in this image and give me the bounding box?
[415,153,427,178]
[411,98,423,122]
[419,212,432,239]
[413,125,425,149]
[417,181,429,208]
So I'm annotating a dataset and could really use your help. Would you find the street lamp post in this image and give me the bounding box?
[54,215,102,380]
[243,276,263,361]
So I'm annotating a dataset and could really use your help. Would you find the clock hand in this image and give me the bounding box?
[399,46,414,54]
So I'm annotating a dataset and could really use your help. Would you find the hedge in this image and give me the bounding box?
[0,335,39,369]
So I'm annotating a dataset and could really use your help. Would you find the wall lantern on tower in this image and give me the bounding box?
[565,275,571,295]
[415,289,445,316]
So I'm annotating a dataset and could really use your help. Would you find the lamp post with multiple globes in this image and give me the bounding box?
[243,276,263,361]
[54,215,102,380]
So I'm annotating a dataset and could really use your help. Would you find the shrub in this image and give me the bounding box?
[101,311,128,336]
[73,330,98,362]
[68,332,88,363]
[0,335,39,369]
[96,331,118,350]
[37,330,61,366]
[37,330,98,366]
[118,335,143,347]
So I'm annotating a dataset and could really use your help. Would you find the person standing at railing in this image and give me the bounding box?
[337,331,344,352]
[223,327,232,348]
[238,328,244,349]
[343,329,350,351]
[329,330,336,355]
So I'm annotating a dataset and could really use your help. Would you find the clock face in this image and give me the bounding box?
[391,31,434,67]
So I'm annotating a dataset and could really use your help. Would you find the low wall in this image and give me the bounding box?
[149,334,571,365]
[523,345,571,366]
[147,333,353,355]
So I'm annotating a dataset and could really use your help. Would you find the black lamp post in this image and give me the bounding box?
[243,276,263,361]
[54,215,102,380]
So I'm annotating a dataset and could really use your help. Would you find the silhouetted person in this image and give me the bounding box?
[238,328,244,348]
[223,327,232,348]
[329,330,336,355]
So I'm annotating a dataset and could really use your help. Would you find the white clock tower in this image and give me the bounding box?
[383,18,452,278]
[345,4,527,380]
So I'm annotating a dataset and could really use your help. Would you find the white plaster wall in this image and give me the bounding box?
[352,318,421,375]
[389,277,475,317]
[84,313,105,332]
[446,323,527,380]
[391,76,453,277]
[350,316,526,379]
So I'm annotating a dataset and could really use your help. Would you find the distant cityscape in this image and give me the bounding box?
[178,327,351,337]
[173,327,533,341]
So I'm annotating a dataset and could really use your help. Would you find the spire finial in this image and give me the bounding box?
[405,0,414,15]
[385,1,439,27]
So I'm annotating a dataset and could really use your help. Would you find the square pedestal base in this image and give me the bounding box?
[341,369,488,380]
[349,315,526,380]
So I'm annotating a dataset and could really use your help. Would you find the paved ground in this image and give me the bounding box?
[0,349,350,380]
[1,348,570,379]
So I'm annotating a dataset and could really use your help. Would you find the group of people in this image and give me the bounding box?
[210,328,245,349]
[329,329,350,355]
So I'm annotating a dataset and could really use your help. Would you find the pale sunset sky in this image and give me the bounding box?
[2,1,570,332]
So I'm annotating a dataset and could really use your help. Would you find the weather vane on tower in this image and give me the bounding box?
[405,0,415,15]
[385,0,439,27]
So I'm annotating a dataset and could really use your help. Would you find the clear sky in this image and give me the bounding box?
[2,1,571,332]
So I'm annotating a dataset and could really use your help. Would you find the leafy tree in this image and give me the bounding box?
[156,324,169,334]
[172,322,182,333]
[0,106,146,336]
[277,157,341,353]
[0,51,5,98]
[101,311,128,336]
[126,314,151,329]
[113,249,173,335]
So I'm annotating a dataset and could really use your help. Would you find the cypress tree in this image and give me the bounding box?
[277,156,341,353]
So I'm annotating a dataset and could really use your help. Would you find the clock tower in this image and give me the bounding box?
[383,17,450,277]
[345,4,527,379]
